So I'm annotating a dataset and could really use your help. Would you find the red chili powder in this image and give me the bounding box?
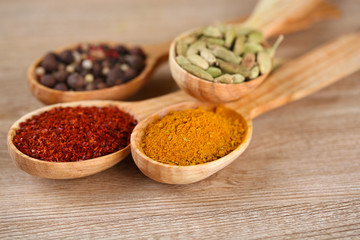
[13,106,137,162]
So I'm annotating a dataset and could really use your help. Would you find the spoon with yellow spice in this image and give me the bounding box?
[131,32,360,184]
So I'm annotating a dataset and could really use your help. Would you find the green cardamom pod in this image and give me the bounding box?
[249,65,260,79]
[232,74,245,83]
[176,55,191,67]
[257,35,284,74]
[269,35,284,57]
[200,49,217,65]
[203,26,223,38]
[176,40,188,56]
[206,67,222,78]
[187,54,209,70]
[243,42,263,54]
[233,36,245,56]
[182,64,214,81]
[215,74,233,84]
[241,53,256,69]
[248,30,263,43]
[214,23,227,33]
[212,46,242,64]
[186,40,206,56]
[257,51,272,74]
[183,35,198,45]
[206,43,218,51]
[217,59,250,77]
[201,37,225,46]
[236,26,253,36]
[224,27,236,48]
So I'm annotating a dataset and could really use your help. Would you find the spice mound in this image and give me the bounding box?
[35,43,146,91]
[175,24,283,84]
[141,107,246,166]
[13,106,137,162]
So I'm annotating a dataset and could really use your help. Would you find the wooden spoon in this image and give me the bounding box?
[28,41,171,105]
[9,32,358,180]
[169,0,336,103]
[132,32,360,184]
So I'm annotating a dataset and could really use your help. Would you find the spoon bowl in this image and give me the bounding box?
[7,100,138,179]
[28,41,170,105]
[131,101,253,184]
[169,29,271,103]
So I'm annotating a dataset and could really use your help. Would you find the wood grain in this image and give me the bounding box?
[1,0,360,239]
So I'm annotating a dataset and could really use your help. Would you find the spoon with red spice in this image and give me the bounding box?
[8,33,360,180]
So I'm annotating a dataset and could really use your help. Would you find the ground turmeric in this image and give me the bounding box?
[141,107,246,166]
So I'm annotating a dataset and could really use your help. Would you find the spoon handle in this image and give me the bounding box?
[128,91,195,120]
[243,0,335,38]
[226,32,360,119]
[231,1,339,38]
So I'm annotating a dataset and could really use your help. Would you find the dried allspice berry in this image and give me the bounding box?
[54,83,68,91]
[40,75,56,87]
[59,50,74,64]
[54,70,68,83]
[107,67,124,86]
[124,68,138,82]
[42,53,58,72]
[129,47,145,58]
[125,55,145,72]
[67,73,85,89]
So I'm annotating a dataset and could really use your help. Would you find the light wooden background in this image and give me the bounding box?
[1,0,360,239]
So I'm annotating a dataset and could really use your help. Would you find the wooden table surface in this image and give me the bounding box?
[1,0,359,239]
